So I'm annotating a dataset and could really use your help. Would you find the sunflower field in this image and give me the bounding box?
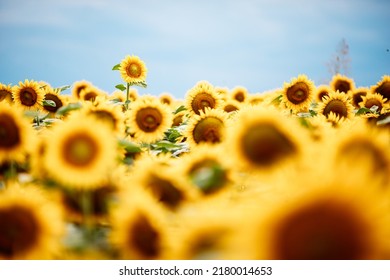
[1,55,390,260]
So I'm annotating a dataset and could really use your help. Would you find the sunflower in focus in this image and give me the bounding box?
[371,75,390,102]
[330,74,355,93]
[350,87,369,108]
[317,90,354,120]
[184,108,228,146]
[241,173,390,260]
[281,75,315,112]
[12,79,44,111]
[185,81,222,115]
[0,83,13,104]
[43,116,117,189]
[119,55,147,85]
[109,191,172,259]
[0,103,34,164]
[0,185,65,259]
[126,96,172,143]
[230,86,248,103]
[359,92,388,114]
[228,106,308,172]
[315,85,331,103]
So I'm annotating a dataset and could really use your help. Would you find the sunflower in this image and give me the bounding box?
[328,120,390,186]
[0,83,14,104]
[0,103,34,164]
[119,55,147,84]
[359,92,388,114]
[227,105,310,173]
[110,90,126,103]
[172,110,187,127]
[222,99,241,113]
[317,90,354,120]
[173,206,238,260]
[371,75,390,102]
[0,185,65,259]
[79,102,125,136]
[281,75,315,113]
[159,92,175,106]
[126,96,172,144]
[128,156,197,210]
[12,79,44,111]
[241,172,390,259]
[109,190,172,259]
[330,74,355,93]
[42,86,66,114]
[79,86,106,102]
[128,88,139,102]
[230,86,248,103]
[178,144,234,196]
[350,87,369,108]
[43,116,117,190]
[71,80,92,100]
[315,85,331,103]
[215,87,229,101]
[248,93,265,105]
[184,108,228,147]
[185,80,222,115]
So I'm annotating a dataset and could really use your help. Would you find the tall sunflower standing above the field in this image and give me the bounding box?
[113,55,148,110]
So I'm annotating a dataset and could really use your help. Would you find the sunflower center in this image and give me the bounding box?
[365,98,383,112]
[334,80,351,93]
[340,140,388,176]
[191,93,216,114]
[147,175,184,209]
[20,88,38,106]
[63,133,98,167]
[318,91,329,101]
[136,107,162,132]
[126,63,142,78]
[0,90,11,102]
[172,114,183,126]
[352,92,366,108]
[193,117,224,144]
[92,110,116,130]
[0,206,39,258]
[323,100,348,118]
[43,94,63,112]
[273,201,369,260]
[129,213,160,258]
[224,104,239,113]
[375,81,390,100]
[242,123,296,166]
[0,114,21,149]
[287,82,309,104]
[234,92,245,102]
[75,85,87,99]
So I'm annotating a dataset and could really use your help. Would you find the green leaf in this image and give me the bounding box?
[190,164,226,194]
[355,107,371,116]
[271,94,282,105]
[55,85,71,92]
[164,127,182,142]
[173,105,186,115]
[55,102,83,117]
[115,84,126,91]
[112,63,121,70]
[118,138,142,153]
[42,99,56,107]
[130,81,147,88]
[152,140,180,150]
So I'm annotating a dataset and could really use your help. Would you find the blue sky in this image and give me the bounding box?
[0,0,389,98]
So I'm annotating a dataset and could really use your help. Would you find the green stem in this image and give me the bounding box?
[81,191,93,242]
[125,82,130,110]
